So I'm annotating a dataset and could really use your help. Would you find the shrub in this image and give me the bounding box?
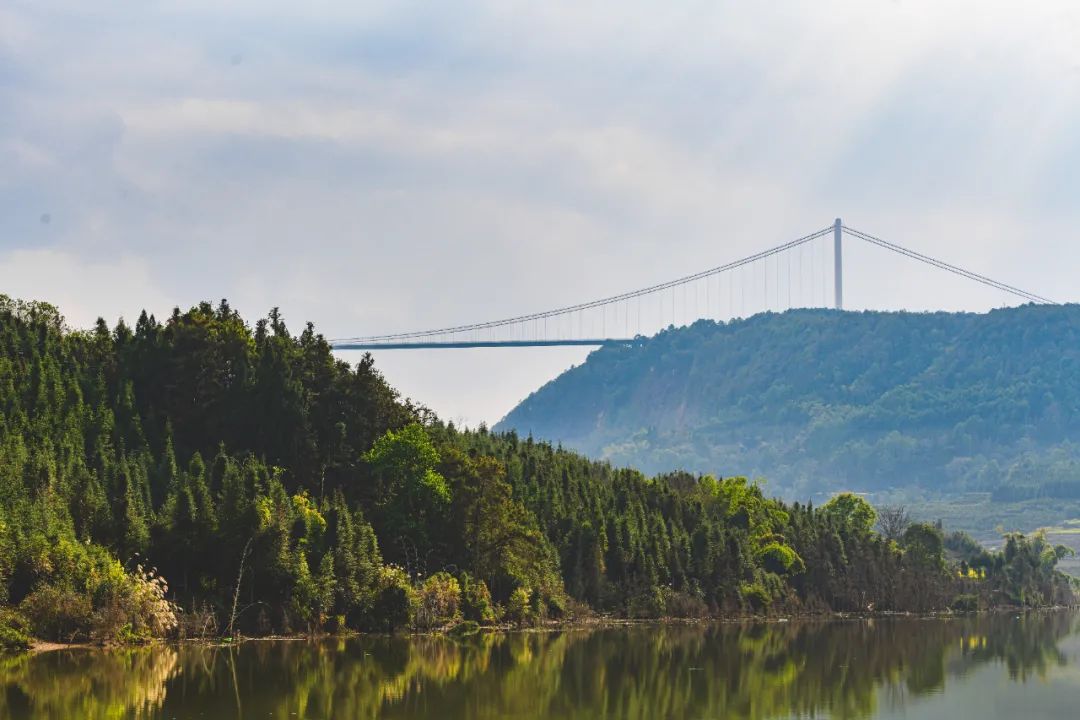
[415,572,462,629]
[0,609,31,653]
[740,582,771,612]
[460,575,496,624]
[528,589,546,622]
[504,587,533,627]
[626,587,665,618]
[20,585,93,642]
[370,565,417,632]
[12,529,180,644]
[176,603,218,640]
[19,559,178,644]
[288,550,330,632]
[560,596,592,620]
[119,564,179,638]
[89,563,179,642]
[545,592,567,620]
[951,594,979,612]
[662,588,709,618]
[328,614,347,634]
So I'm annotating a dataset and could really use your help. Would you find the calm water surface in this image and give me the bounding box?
[4,611,1080,719]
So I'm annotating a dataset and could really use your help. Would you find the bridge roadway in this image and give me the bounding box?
[332,338,636,350]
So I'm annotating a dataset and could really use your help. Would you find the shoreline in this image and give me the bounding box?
[23,605,1078,654]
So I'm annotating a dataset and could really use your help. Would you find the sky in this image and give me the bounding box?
[2,1,1080,426]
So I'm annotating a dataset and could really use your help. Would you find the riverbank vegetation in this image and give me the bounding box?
[0,297,1073,647]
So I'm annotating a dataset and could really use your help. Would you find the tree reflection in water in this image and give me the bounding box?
[0,612,1075,720]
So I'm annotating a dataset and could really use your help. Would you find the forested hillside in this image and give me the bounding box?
[497,305,1080,501]
[0,297,1071,649]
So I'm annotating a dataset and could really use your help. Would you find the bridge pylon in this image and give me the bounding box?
[834,217,843,310]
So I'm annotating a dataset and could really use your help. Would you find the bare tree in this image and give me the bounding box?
[877,505,911,542]
[228,536,254,639]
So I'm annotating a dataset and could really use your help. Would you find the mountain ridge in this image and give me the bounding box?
[496,305,1080,500]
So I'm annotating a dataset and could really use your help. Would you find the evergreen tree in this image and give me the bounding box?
[0,295,1069,642]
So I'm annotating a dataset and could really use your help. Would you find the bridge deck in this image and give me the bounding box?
[332,338,635,350]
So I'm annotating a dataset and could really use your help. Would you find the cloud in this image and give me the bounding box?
[0,248,175,329]
[2,0,1079,424]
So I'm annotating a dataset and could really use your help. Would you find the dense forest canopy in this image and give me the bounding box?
[497,305,1080,502]
[0,297,1071,648]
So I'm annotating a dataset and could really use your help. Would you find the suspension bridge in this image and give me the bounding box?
[330,219,1056,351]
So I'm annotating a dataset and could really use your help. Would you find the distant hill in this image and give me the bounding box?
[496,305,1080,501]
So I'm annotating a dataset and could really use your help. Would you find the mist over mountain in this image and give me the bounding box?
[496,305,1080,501]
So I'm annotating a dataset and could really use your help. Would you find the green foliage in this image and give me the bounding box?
[496,306,1080,501]
[739,583,771,612]
[0,609,30,653]
[459,574,496,624]
[415,572,461,629]
[944,530,984,560]
[902,523,946,572]
[10,526,177,644]
[897,523,950,612]
[756,542,805,576]
[442,450,562,603]
[371,566,417,632]
[995,532,1073,607]
[823,493,878,536]
[365,424,450,504]
[20,586,92,642]
[0,296,1069,644]
[0,297,417,638]
[660,588,708,618]
[504,587,534,627]
[364,424,451,563]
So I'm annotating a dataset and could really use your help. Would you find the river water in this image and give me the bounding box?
[3,611,1080,719]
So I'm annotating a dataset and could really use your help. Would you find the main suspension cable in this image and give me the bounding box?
[842,225,1056,305]
[335,225,835,343]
